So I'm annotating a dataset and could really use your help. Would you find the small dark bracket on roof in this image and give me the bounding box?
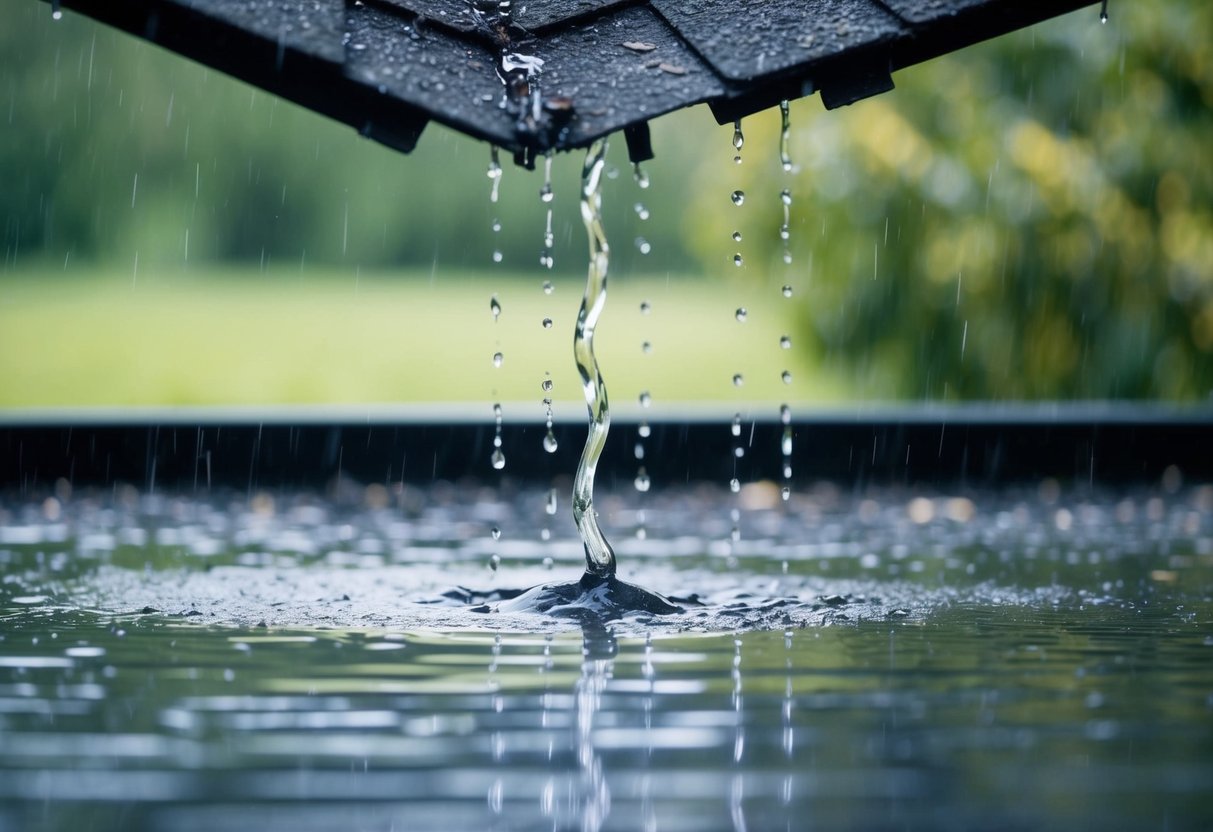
[707,77,808,127]
[623,123,655,165]
[818,56,896,111]
[360,115,430,156]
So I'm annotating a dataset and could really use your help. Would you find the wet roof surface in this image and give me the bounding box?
[378,0,637,34]
[54,0,1095,164]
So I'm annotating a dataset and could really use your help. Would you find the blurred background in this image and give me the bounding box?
[1,1,1210,411]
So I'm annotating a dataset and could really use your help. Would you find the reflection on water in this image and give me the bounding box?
[1,482,1212,830]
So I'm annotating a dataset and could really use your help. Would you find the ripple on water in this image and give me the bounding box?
[1,483,1208,634]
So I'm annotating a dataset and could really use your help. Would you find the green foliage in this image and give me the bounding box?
[687,3,1213,400]
[0,1,697,274]
[0,268,833,406]
[2,1,1210,404]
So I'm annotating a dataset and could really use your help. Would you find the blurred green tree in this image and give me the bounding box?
[686,2,1213,400]
[2,2,1210,402]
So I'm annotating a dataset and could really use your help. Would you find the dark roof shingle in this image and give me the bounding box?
[46,0,1096,166]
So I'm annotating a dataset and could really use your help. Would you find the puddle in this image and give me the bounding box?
[1,483,1212,829]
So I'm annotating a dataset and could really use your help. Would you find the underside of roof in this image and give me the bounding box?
[46,0,1096,167]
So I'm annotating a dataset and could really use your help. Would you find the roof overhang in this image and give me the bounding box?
[44,0,1097,167]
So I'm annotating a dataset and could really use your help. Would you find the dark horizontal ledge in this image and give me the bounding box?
[1,402,1209,492]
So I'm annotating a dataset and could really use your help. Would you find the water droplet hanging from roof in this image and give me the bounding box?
[632,163,650,189]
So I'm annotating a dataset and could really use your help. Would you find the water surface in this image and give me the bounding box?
[1,482,1211,831]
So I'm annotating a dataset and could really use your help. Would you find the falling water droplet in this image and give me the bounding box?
[491,448,506,469]
[540,204,555,269]
[541,378,553,392]
[492,250,503,263]
[634,203,650,221]
[542,317,553,329]
[539,153,554,203]
[729,478,741,494]
[487,146,503,203]
[641,340,652,354]
[543,429,559,453]
[782,285,793,298]
[638,421,652,438]
[639,391,652,408]
[779,99,792,172]
[780,335,792,349]
[732,374,744,387]
[640,300,651,314]
[633,162,650,189]
[732,231,742,243]
[781,486,791,501]
[634,467,651,493]
[780,188,793,262]
[492,352,503,367]
[731,413,742,437]
[1099,0,1108,23]
[545,489,558,515]
[491,526,502,541]
[490,295,502,321]
[731,190,745,206]
[732,119,744,151]
[489,553,501,572]
[542,280,554,295]
[781,405,790,502]
[735,308,747,322]
[733,254,744,267]
[51,0,62,19]
[781,370,792,384]
[635,237,652,255]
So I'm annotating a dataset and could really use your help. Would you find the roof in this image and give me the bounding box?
[48,0,1096,167]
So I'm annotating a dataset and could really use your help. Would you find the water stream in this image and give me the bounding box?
[493,139,679,617]
[571,139,615,580]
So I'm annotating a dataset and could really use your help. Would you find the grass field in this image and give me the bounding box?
[0,267,850,412]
